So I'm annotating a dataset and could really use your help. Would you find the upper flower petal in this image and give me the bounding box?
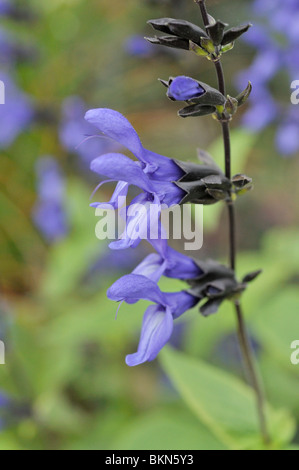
[85,108,145,160]
[85,108,184,181]
[125,305,174,366]
[132,253,166,283]
[90,153,154,193]
[107,273,167,305]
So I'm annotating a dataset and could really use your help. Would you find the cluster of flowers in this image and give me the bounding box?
[84,13,264,366]
[83,12,263,366]
[238,0,299,156]
[85,102,253,366]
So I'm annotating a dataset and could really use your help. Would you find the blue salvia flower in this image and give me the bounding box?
[238,0,299,156]
[107,231,246,365]
[108,274,198,366]
[85,108,185,250]
[32,157,69,243]
[0,72,34,149]
[85,108,231,249]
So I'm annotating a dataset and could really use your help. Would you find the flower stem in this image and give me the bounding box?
[197,0,270,446]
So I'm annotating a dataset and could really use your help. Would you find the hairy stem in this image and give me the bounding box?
[197,0,270,446]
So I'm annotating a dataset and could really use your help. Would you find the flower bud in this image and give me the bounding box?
[147,18,208,45]
[162,76,227,118]
[145,35,190,51]
[236,82,253,107]
[174,158,232,205]
[187,260,247,316]
[167,76,205,101]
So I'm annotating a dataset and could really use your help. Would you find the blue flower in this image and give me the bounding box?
[0,72,34,149]
[85,108,183,181]
[32,157,69,243]
[108,274,198,366]
[85,108,185,249]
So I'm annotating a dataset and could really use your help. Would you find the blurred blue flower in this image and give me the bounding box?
[32,157,69,243]
[0,392,10,408]
[0,391,32,430]
[0,72,34,149]
[59,96,118,167]
[238,0,299,156]
[0,0,12,17]
[82,245,148,286]
[0,28,16,65]
[212,332,261,372]
[0,392,10,430]
[124,35,156,57]
[0,27,36,66]
[0,0,34,21]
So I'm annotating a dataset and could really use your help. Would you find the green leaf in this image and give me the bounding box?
[160,347,295,450]
[112,407,226,450]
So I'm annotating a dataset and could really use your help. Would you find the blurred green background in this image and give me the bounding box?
[0,0,298,450]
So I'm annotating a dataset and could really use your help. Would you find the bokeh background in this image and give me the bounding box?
[0,0,298,450]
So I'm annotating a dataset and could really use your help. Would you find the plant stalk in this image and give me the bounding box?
[197,0,270,446]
